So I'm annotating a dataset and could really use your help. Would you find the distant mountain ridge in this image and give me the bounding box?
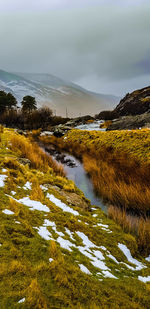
[0,69,119,117]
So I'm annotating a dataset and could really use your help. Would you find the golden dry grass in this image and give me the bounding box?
[108,205,150,255]
[10,133,65,176]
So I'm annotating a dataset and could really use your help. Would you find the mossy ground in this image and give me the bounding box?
[0,128,150,308]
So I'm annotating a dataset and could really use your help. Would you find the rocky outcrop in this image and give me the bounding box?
[52,115,94,137]
[115,86,150,116]
[107,112,150,131]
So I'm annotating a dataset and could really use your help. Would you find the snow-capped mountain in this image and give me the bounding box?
[0,69,119,117]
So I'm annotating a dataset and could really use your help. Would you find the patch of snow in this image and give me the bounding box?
[57,236,75,252]
[102,270,117,279]
[145,255,150,262]
[107,253,119,264]
[0,175,7,187]
[15,221,21,224]
[118,243,145,270]
[65,228,75,241]
[43,219,55,227]
[138,276,150,283]
[77,246,94,260]
[76,232,96,248]
[2,209,14,215]
[97,223,109,228]
[14,196,50,212]
[49,258,54,263]
[53,227,64,237]
[11,191,16,196]
[47,193,79,216]
[79,264,91,275]
[2,169,7,173]
[122,263,135,271]
[38,226,53,241]
[91,258,108,271]
[93,250,105,260]
[23,181,31,190]
[40,131,53,136]
[43,219,64,237]
[101,227,111,233]
[93,214,98,218]
[76,232,109,271]
[40,185,48,191]
[18,298,25,303]
[100,246,107,251]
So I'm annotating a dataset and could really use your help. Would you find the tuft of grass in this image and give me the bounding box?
[26,279,47,309]
[108,205,150,256]
[10,133,65,176]
[30,179,44,202]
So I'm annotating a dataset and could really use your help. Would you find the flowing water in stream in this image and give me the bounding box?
[42,144,107,213]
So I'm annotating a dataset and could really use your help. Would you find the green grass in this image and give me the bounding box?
[0,128,150,308]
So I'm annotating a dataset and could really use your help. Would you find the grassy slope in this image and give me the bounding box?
[0,128,150,308]
[41,129,150,214]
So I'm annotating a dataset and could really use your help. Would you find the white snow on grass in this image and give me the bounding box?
[93,214,98,218]
[102,270,117,279]
[93,250,105,260]
[53,227,64,237]
[38,226,53,241]
[15,221,21,224]
[18,298,25,303]
[145,256,150,262]
[118,243,145,270]
[43,219,64,237]
[2,168,7,173]
[65,228,75,241]
[40,185,48,191]
[79,264,91,275]
[138,276,150,283]
[57,236,75,252]
[76,232,110,271]
[12,196,50,213]
[107,253,119,264]
[91,258,108,271]
[46,193,79,216]
[11,191,16,196]
[2,209,14,215]
[97,223,109,228]
[0,175,7,187]
[76,231,96,248]
[100,246,107,251]
[49,258,54,263]
[23,181,31,190]
[43,219,55,227]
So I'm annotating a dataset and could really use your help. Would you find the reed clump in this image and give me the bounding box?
[108,205,150,256]
[11,133,65,176]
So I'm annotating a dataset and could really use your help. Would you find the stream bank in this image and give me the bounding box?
[40,143,108,213]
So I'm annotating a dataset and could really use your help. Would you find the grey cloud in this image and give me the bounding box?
[0,2,150,95]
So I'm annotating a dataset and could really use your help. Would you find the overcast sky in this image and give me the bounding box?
[0,0,150,96]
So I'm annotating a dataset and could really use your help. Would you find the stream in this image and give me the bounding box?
[41,144,107,213]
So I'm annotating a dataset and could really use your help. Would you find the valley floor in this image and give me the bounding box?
[0,128,150,308]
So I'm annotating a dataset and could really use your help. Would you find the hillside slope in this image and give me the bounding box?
[0,69,119,117]
[115,86,150,116]
[0,128,150,308]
